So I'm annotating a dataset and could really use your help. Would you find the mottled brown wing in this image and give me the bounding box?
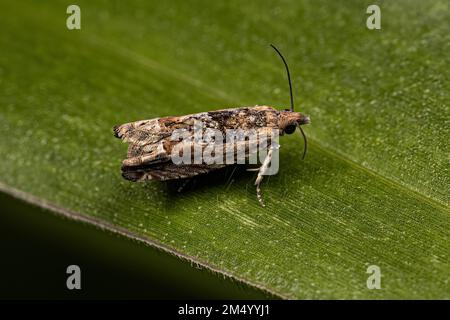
[114,112,212,167]
[114,106,279,180]
[113,106,280,145]
[119,134,269,181]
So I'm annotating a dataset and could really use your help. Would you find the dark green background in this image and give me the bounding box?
[0,192,269,299]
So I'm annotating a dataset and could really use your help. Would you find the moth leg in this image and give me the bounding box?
[254,148,275,207]
[177,178,192,193]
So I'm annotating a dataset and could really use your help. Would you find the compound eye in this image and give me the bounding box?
[284,124,296,135]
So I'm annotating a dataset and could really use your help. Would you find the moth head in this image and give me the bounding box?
[270,44,310,159]
[279,110,310,135]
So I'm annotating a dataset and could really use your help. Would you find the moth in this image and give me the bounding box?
[113,45,310,206]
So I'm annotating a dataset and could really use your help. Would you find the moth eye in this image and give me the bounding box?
[284,124,296,135]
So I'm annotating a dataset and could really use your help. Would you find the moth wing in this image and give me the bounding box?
[114,119,171,146]
[121,140,171,169]
[119,126,276,169]
[122,164,226,181]
[222,127,275,164]
[115,112,278,178]
[114,116,193,168]
[114,113,207,146]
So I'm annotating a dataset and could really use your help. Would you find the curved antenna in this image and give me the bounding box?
[299,126,308,159]
[271,44,307,159]
[270,44,294,112]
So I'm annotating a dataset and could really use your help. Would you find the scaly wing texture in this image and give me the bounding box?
[122,163,227,181]
[114,106,280,176]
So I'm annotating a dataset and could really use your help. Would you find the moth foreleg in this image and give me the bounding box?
[177,178,192,193]
[254,147,275,207]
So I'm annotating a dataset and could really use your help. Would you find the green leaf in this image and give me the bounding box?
[0,0,448,299]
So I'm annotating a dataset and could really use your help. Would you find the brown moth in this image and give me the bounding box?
[113,45,310,206]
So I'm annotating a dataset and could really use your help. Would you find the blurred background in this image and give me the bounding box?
[0,192,270,299]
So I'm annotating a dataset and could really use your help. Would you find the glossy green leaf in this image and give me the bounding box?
[0,0,448,298]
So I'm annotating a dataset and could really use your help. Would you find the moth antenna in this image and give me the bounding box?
[271,45,307,159]
[299,126,308,160]
[270,44,294,112]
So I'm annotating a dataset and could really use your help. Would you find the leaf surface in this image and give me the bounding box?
[0,0,448,298]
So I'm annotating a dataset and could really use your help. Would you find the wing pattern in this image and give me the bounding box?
[114,106,280,181]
